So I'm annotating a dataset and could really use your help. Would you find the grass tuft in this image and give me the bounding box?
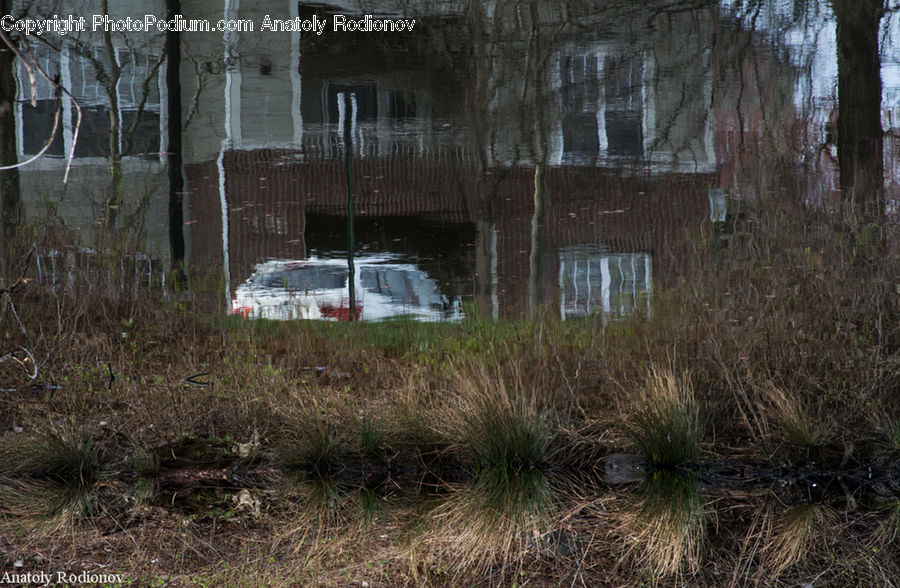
[356,415,384,458]
[758,382,825,447]
[426,362,559,570]
[876,415,900,451]
[628,367,703,465]
[0,425,110,532]
[762,503,836,574]
[276,398,344,474]
[619,470,707,577]
[357,487,383,526]
[874,498,900,548]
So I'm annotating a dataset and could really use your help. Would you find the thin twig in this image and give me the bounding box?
[106,362,116,390]
[6,298,27,335]
[181,372,210,387]
[122,48,166,156]
[0,95,61,170]
[63,90,81,184]
[182,59,205,129]
[0,27,83,182]
[0,26,36,106]
[571,531,595,588]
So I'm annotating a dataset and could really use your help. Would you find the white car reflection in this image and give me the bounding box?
[231,255,463,321]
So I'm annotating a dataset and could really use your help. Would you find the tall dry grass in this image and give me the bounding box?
[415,361,561,572]
[628,367,703,466]
[0,424,118,534]
[2,202,899,585]
[756,381,826,447]
[616,470,707,577]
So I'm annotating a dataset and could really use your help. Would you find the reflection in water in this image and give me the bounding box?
[166,0,186,276]
[558,246,652,322]
[232,254,462,321]
[2,2,899,582]
[0,4,20,236]
[341,88,357,320]
[3,0,899,320]
[833,0,885,224]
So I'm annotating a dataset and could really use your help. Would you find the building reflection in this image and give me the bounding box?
[180,1,732,321]
[12,1,168,251]
[13,1,897,320]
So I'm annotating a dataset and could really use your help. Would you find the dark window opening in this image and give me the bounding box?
[325,84,378,123]
[21,99,65,156]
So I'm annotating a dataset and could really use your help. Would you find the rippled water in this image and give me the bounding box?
[3,0,899,320]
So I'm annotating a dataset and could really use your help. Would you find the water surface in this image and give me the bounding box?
[4,0,899,320]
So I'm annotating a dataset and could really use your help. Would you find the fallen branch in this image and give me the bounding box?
[181,372,210,387]
[0,346,37,379]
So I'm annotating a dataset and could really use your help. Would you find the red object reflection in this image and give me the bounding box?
[230,305,252,318]
[319,300,363,321]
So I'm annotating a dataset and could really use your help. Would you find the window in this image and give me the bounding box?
[558,52,645,163]
[603,56,643,157]
[325,84,377,124]
[559,246,651,320]
[560,53,600,160]
[19,43,161,158]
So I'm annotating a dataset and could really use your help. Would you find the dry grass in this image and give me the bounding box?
[615,470,708,578]
[628,367,703,465]
[878,415,900,451]
[874,498,900,548]
[760,502,838,576]
[757,381,826,447]
[2,204,900,585]
[418,361,560,572]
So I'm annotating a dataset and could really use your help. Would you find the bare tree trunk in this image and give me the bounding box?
[166,0,186,285]
[0,0,21,236]
[832,0,885,244]
[467,1,498,319]
[101,0,123,228]
[529,133,548,320]
[527,2,550,320]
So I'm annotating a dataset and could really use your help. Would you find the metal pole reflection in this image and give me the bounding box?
[343,90,356,321]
